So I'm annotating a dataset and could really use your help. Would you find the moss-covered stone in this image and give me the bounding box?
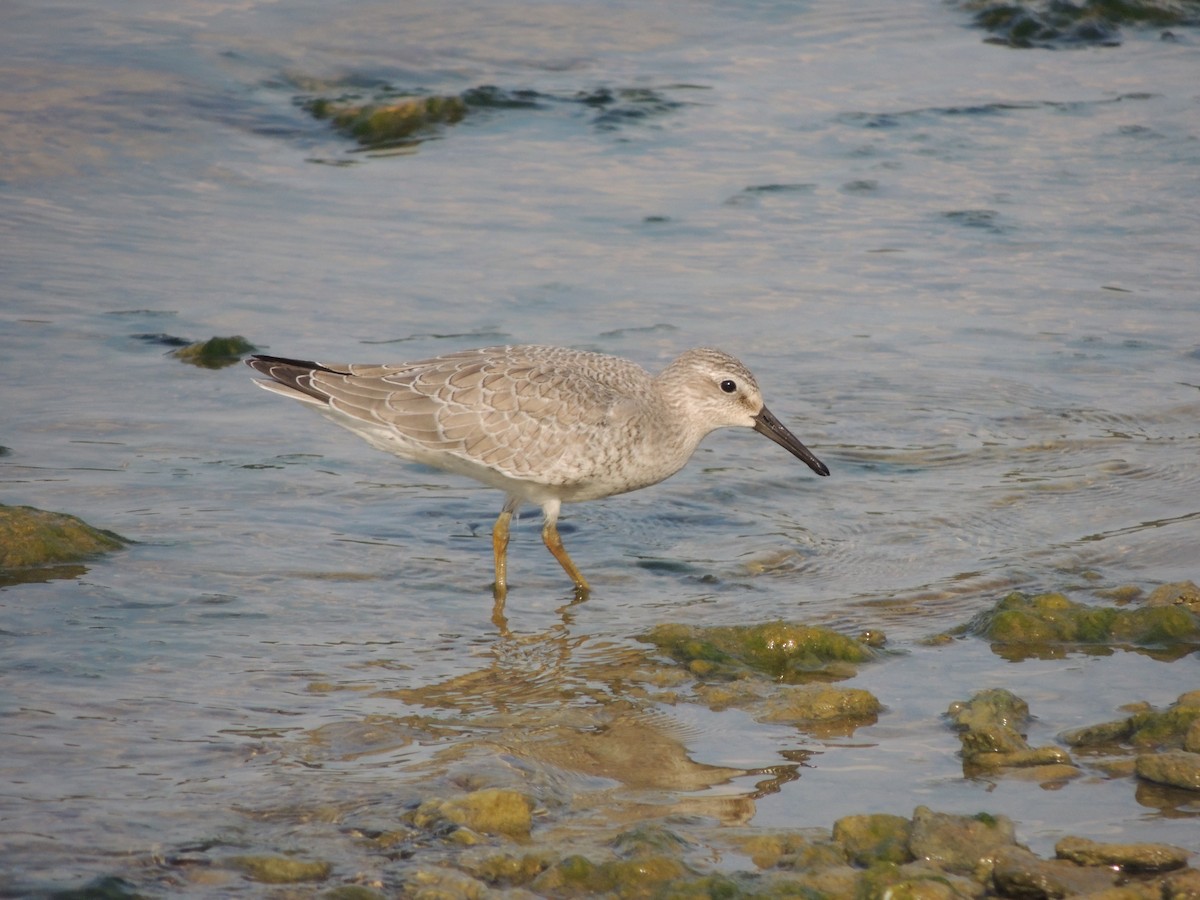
[756,684,882,727]
[322,887,387,900]
[466,851,552,886]
[641,621,876,683]
[170,335,257,369]
[47,876,146,900]
[908,806,1017,878]
[964,591,1200,657]
[1135,750,1200,792]
[946,688,1076,777]
[1146,580,1200,615]
[832,813,914,866]
[531,853,691,896]
[0,503,126,568]
[959,0,1200,48]
[412,788,533,839]
[1062,693,1200,750]
[1055,835,1190,872]
[319,95,468,149]
[228,854,332,883]
[992,845,1118,896]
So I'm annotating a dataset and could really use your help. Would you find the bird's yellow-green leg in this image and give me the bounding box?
[492,496,519,601]
[541,499,590,597]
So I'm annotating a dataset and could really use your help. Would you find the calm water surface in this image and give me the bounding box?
[2,0,1199,893]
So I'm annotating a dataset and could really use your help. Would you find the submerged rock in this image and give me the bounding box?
[170,335,257,369]
[0,503,126,569]
[641,620,877,683]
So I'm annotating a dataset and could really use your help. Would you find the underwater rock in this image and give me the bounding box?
[0,503,126,569]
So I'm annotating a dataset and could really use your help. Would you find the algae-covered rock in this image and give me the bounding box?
[947,688,1075,777]
[0,503,126,569]
[412,788,533,839]
[228,854,332,883]
[45,876,145,899]
[464,851,552,887]
[1136,750,1200,792]
[832,813,913,866]
[641,621,876,683]
[959,0,1200,48]
[322,887,387,900]
[992,845,1119,897]
[964,591,1200,658]
[907,807,1018,878]
[1055,835,1190,872]
[756,683,882,727]
[314,95,468,150]
[170,335,257,369]
[531,853,690,896]
[734,831,846,872]
[1147,580,1200,615]
[1061,692,1200,751]
[856,862,985,899]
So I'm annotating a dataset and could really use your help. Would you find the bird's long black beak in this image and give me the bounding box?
[753,406,830,476]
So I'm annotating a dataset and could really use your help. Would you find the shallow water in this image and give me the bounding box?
[2,0,1199,893]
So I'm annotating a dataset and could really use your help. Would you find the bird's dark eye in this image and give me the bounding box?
[719,379,737,394]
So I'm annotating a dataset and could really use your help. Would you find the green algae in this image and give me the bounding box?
[170,335,257,369]
[0,503,126,570]
[642,621,876,683]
